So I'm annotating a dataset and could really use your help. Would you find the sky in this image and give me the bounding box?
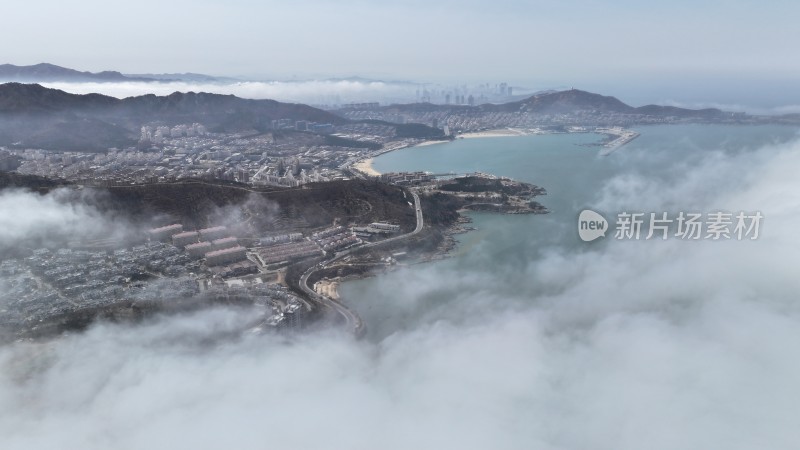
[4,0,800,106]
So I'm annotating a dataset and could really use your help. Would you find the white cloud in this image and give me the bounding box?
[39,80,419,105]
[2,137,800,449]
[0,188,133,252]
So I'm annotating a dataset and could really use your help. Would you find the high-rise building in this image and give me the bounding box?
[172,231,200,247]
[148,224,183,241]
[205,246,247,266]
[199,226,228,241]
[211,237,238,251]
[186,241,212,258]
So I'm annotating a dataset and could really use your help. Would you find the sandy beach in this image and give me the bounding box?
[413,139,450,148]
[350,138,452,177]
[352,158,381,177]
[349,132,527,178]
[314,279,340,300]
[458,128,530,139]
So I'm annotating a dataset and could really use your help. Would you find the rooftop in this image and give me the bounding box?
[205,245,247,258]
[173,231,199,238]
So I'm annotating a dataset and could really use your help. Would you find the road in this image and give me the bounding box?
[298,189,423,337]
[363,191,423,248]
[299,266,365,336]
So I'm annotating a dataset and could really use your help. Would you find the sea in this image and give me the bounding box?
[339,124,800,340]
[6,124,800,449]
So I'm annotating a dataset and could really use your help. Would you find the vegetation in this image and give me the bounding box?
[0,170,68,191]
[439,176,544,196]
[324,134,382,150]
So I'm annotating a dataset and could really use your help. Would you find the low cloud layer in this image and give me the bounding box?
[39,80,419,106]
[32,81,800,115]
[0,188,135,252]
[2,137,800,449]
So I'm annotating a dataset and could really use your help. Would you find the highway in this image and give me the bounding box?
[298,189,423,337]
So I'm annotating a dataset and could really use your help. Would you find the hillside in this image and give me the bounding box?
[0,83,731,152]
[0,63,154,83]
[0,176,417,234]
[375,89,725,119]
[0,83,347,151]
[498,89,723,119]
[492,89,633,114]
[0,82,118,113]
[98,179,416,232]
[0,170,67,191]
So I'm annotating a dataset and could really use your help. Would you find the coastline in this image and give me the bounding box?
[310,214,477,305]
[458,128,531,139]
[348,127,550,178]
[311,174,547,311]
[350,138,449,177]
[412,139,449,148]
[314,279,341,300]
[352,158,381,177]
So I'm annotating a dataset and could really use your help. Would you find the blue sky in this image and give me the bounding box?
[4,0,800,107]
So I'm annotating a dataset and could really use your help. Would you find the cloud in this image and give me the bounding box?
[38,80,419,106]
[0,188,135,253]
[2,136,800,449]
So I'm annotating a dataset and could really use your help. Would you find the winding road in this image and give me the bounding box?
[298,190,423,337]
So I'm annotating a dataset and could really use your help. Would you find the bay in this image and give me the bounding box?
[341,125,800,340]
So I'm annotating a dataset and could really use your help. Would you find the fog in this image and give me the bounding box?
[2,137,800,449]
[35,78,800,116]
[39,80,421,107]
[0,188,137,253]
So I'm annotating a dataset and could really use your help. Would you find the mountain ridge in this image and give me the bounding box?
[0,63,160,83]
[0,83,347,150]
[0,83,739,151]
[379,89,726,119]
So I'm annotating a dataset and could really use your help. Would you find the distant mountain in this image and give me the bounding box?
[493,89,724,118]
[0,83,731,152]
[0,82,119,113]
[0,63,240,84]
[632,104,724,118]
[497,89,633,113]
[377,89,726,119]
[0,83,347,151]
[0,63,158,83]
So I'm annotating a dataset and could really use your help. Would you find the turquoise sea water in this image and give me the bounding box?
[341,125,800,340]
